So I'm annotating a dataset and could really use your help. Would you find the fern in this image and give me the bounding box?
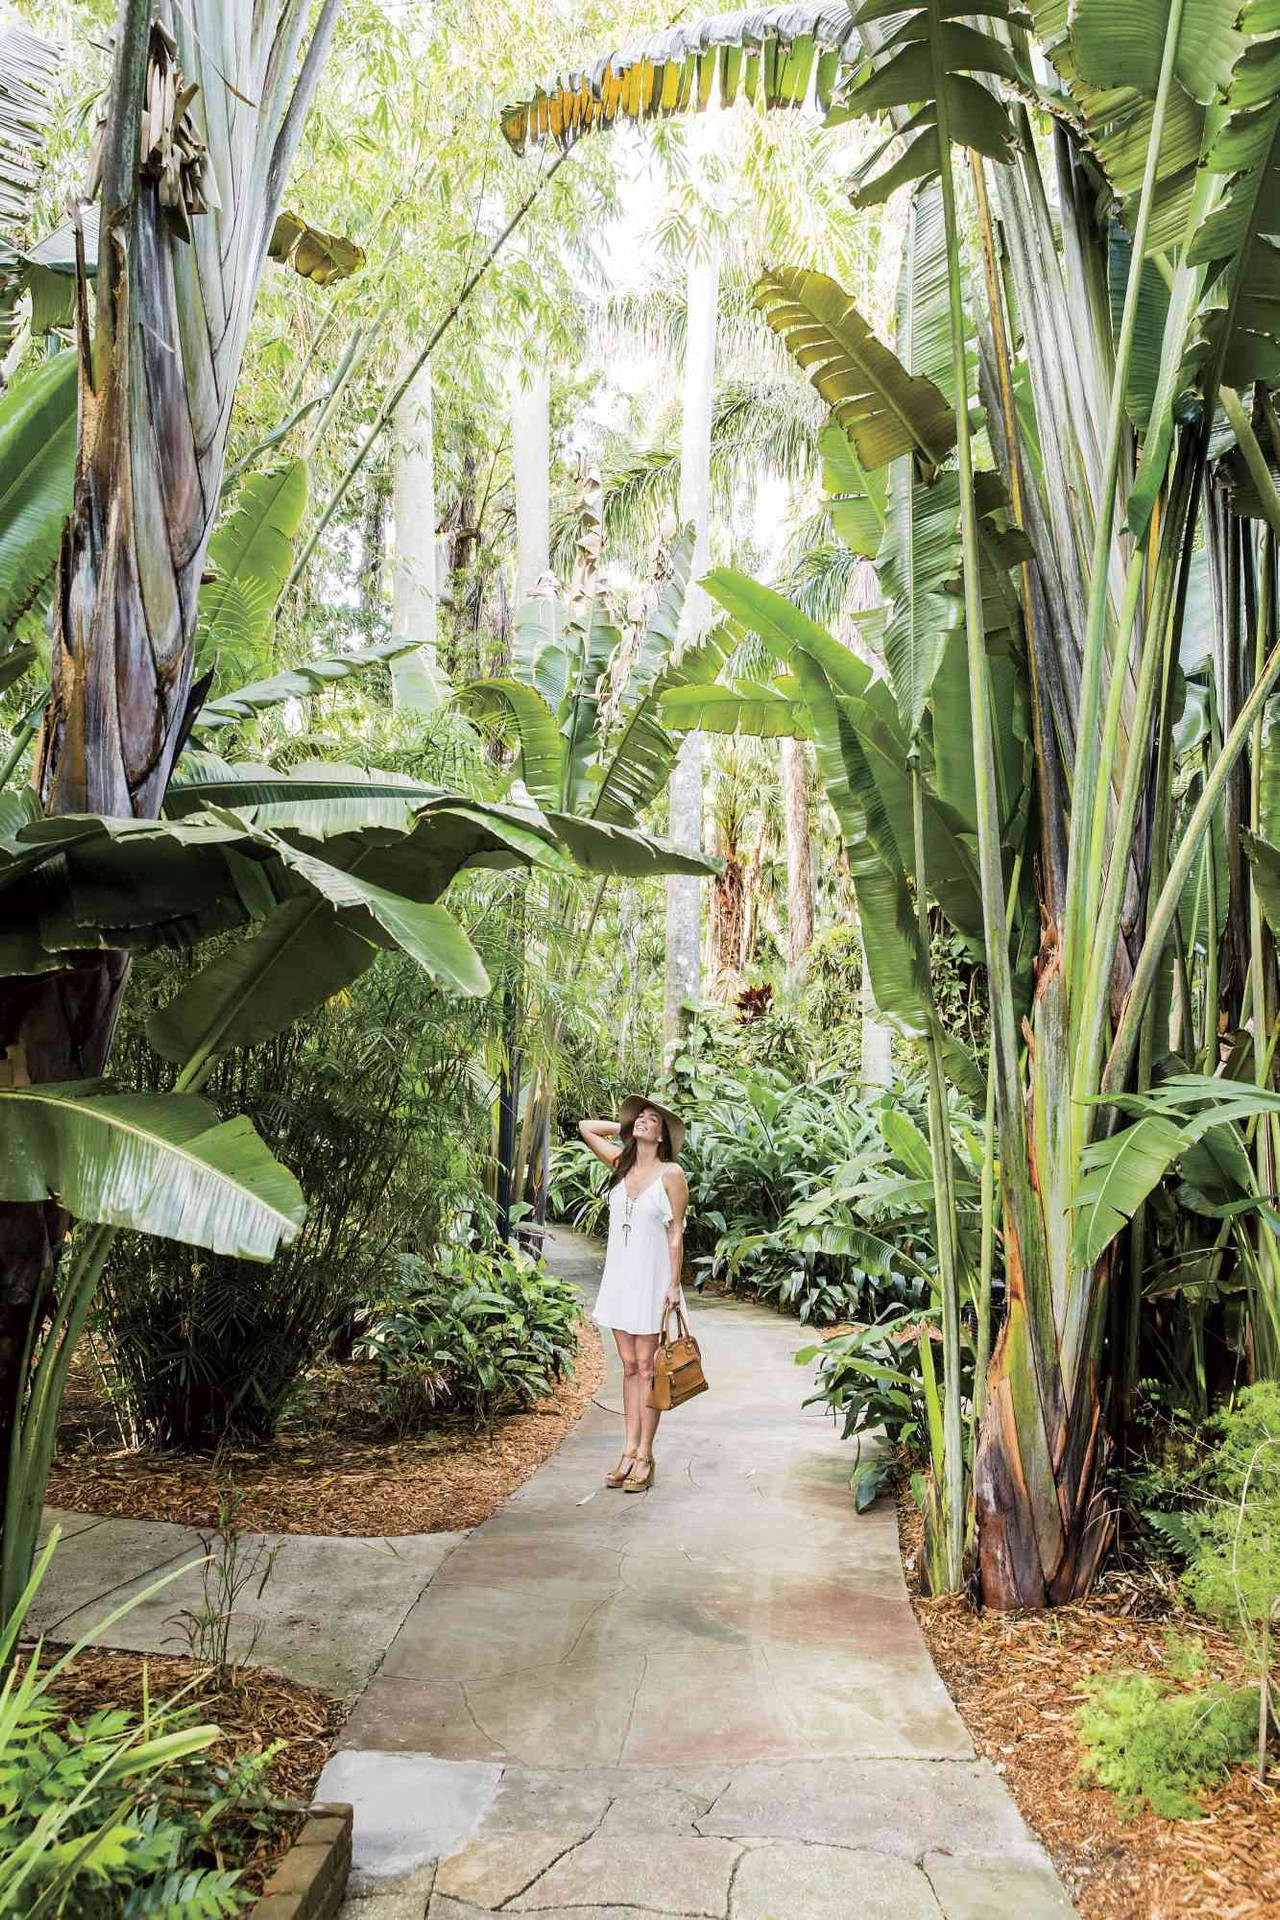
[1143,1507,1204,1560]
[1075,1672,1256,1820]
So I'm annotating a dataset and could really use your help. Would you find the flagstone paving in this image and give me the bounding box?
[328,1227,1078,1920]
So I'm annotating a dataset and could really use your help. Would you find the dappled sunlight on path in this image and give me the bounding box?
[328,1227,1078,1919]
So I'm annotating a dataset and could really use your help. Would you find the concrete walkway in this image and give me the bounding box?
[32,1508,457,1697]
[326,1227,1077,1920]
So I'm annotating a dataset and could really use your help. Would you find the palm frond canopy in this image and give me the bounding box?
[500,3,862,154]
[0,18,58,232]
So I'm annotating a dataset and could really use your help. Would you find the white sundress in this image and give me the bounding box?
[593,1165,685,1336]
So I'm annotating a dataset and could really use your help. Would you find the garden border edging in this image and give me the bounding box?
[250,1802,353,1920]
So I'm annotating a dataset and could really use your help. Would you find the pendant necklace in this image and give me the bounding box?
[621,1190,637,1245]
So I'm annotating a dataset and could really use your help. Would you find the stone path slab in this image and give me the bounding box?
[331,1227,1077,1919]
[33,1508,458,1696]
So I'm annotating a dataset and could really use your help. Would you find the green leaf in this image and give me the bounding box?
[755,267,956,471]
[512,593,572,708]
[1244,829,1280,940]
[543,811,719,878]
[195,639,421,734]
[197,461,309,670]
[0,1083,304,1258]
[877,465,964,744]
[148,901,378,1063]
[1108,225,1171,431]
[1072,0,1244,106]
[453,677,565,807]
[251,830,491,993]
[0,350,75,636]
[820,420,887,558]
[660,679,810,738]
[591,617,729,827]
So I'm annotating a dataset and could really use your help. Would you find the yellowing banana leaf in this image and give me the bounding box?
[269,210,365,284]
[499,5,863,155]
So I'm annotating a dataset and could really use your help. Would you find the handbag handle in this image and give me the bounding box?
[660,1300,692,1344]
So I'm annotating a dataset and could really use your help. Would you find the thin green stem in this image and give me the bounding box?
[1106,618,1280,1092]
[912,756,965,1590]
[1074,449,1197,1122]
[1063,0,1189,1017]
[0,695,48,790]
[282,147,572,604]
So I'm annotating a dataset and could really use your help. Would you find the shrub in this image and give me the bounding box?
[799,1312,945,1465]
[1180,1382,1280,1641]
[96,957,484,1449]
[1075,1669,1257,1819]
[355,1244,582,1431]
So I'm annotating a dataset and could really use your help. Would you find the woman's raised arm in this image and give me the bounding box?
[579,1117,622,1168]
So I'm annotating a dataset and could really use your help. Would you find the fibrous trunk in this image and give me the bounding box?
[664,247,718,1051]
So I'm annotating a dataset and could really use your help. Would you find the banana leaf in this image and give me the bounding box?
[0,1082,304,1260]
[0,350,75,638]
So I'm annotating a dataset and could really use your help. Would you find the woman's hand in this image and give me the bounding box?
[579,1117,622,1168]
[663,1285,682,1312]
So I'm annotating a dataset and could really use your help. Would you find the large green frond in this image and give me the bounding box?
[754,267,956,471]
[0,350,75,638]
[0,1083,304,1259]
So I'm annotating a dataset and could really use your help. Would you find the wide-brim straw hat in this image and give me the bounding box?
[619,1092,686,1159]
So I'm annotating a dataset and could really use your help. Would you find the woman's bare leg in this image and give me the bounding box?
[613,1331,643,1457]
[635,1332,662,1456]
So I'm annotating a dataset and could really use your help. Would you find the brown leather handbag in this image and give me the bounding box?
[648,1303,708,1411]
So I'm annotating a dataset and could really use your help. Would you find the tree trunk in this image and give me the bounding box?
[362,473,388,622]
[508,353,551,604]
[0,0,340,1558]
[780,736,814,966]
[664,246,719,1053]
[861,958,893,1087]
[504,353,552,1226]
[390,357,440,709]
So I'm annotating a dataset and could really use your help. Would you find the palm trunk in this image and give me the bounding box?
[780,736,814,966]
[507,350,552,1227]
[664,246,719,1053]
[390,357,440,706]
[509,353,551,604]
[0,0,340,1567]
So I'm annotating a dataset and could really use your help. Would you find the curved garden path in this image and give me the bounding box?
[327,1227,1078,1920]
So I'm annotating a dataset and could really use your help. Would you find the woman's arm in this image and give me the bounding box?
[663,1166,689,1307]
[579,1117,622,1169]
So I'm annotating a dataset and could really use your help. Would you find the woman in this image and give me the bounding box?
[579,1094,689,1492]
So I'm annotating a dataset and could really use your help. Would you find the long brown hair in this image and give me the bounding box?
[608,1114,675,1188]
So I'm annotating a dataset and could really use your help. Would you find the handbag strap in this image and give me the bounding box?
[660,1300,692,1344]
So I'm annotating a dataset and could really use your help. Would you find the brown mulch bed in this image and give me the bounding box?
[897,1489,1280,1919]
[47,1322,605,1536]
[26,1646,344,1896]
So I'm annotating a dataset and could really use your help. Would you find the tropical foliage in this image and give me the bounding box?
[501,0,1280,1609]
